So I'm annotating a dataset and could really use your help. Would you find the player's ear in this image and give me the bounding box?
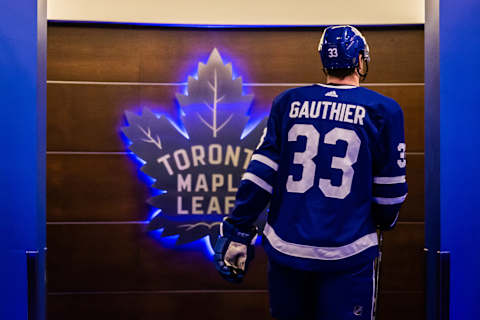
[358,54,365,73]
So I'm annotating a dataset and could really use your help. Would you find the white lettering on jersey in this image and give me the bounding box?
[397,143,406,168]
[322,102,331,119]
[289,101,301,118]
[289,100,366,125]
[298,101,310,118]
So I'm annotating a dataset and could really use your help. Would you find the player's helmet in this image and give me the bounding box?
[318,25,370,72]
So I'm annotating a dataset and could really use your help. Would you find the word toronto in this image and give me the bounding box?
[157,144,254,175]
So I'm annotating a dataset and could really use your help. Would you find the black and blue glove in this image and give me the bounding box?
[214,218,258,283]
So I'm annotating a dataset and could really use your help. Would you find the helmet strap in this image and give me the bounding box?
[322,68,328,78]
[357,59,369,81]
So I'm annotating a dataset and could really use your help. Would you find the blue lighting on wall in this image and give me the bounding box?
[149,229,214,260]
[180,48,249,89]
[120,125,164,197]
[120,49,268,258]
[121,146,151,179]
[121,107,189,141]
[121,106,217,256]
[241,117,263,140]
[177,47,265,141]
[149,209,162,221]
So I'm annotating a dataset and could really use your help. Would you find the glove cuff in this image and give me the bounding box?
[220,218,258,245]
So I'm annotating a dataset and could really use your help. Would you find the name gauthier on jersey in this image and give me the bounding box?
[289,100,366,125]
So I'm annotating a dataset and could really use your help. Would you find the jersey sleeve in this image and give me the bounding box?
[371,101,408,230]
[228,94,283,230]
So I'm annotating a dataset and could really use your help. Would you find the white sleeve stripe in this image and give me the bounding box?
[374,194,407,205]
[251,154,279,171]
[242,172,273,194]
[373,176,406,184]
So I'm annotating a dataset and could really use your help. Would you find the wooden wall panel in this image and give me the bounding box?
[47,224,268,292]
[48,26,424,84]
[47,154,424,222]
[47,154,150,222]
[403,153,425,221]
[373,85,424,151]
[47,84,423,151]
[46,84,141,152]
[47,27,144,82]
[381,223,425,291]
[48,291,424,320]
[46,24,425,320]
[47,223,422,292]
[48,291,273,320]
[378,291,425,320]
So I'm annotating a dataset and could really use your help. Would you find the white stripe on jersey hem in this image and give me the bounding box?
[317,83,358,89]
[242,172,273,193]
[263,223,378,260]
[251,154,279,171]
[373,176,406,184]
[373,193,407,205]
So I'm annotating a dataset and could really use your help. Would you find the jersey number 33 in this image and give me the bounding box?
[286,124,361,199]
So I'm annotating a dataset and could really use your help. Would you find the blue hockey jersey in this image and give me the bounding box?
[229,84,408,271]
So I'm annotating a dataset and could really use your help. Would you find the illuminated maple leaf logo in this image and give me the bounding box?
[122,49,267,246]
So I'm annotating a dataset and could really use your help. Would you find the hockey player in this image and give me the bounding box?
[214,25,408,320]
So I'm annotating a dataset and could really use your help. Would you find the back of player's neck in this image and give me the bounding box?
[326,75,359,87]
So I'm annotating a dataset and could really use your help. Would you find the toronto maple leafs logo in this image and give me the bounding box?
[122,49,267,247]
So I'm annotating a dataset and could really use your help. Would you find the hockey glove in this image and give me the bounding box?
[214,218,258,283]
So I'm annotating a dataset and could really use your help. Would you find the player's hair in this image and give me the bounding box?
[324,53,368,81]
[325,68,356,79]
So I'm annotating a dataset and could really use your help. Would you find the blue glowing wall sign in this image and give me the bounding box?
[122,48,267,247]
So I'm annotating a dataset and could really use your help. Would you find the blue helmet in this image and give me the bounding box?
[318,25,370,70]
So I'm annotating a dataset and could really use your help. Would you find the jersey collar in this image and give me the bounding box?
[318,83,358,89]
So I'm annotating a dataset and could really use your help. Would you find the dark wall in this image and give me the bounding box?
[46,24,425,320]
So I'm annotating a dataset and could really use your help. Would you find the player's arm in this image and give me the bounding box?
[227,91,283,228]
[228,119,281,228]
[371,102,408,230]
[214,95,282,283]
